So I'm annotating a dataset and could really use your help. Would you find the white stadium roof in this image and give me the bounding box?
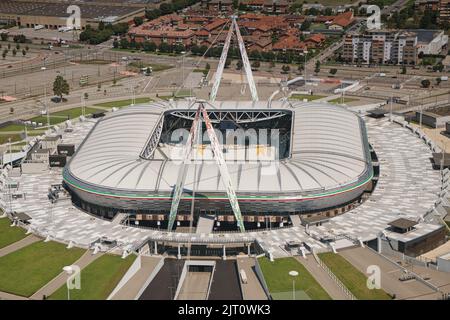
[66,100,370,195]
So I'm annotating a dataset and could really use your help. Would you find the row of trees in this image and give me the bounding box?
[113,38,186,54]
[144,0,200,21]
[79,23,129,45]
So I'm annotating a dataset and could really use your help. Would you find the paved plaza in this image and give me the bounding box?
[0,110,445,258]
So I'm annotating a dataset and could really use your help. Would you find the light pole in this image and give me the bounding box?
[63,266,73,300]
[289,270,299,300]
[41,66,50,128]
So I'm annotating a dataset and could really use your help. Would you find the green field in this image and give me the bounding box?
[328,97,359,104]
[310,23,326,30]
[0,133,22,145]
[0,124,29,132]
[290,94,326,101]
[258,257,331,300]
[94,97,152,109]
[0,217,27,249]
[49,254,136,300]
[29,107,104,126]
[319,252,392,300]
[0,241,85,297]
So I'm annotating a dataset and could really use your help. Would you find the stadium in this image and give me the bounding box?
[62,99,374,231]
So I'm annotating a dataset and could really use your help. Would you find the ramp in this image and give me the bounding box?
[196,215,215,234]
[290,215,302,227]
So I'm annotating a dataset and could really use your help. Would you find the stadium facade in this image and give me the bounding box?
[63,100,373,227]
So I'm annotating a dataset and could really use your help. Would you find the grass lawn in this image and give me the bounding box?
[29,107,104,126]
[310,23,326,30]
[0,241,85,297]
[94,97,152,109]
[0,217,27,249]
[290,94,326,101]
[258,257,331,300]
[319,252,392,300]
[328,97,360,104]
[0,124,29,132]
[49,254,136,300]
[0,133,22,145]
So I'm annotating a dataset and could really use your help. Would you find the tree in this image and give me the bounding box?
[22,49,26,56]
[12,49,16,56]
[134,16,144,26]
[119,38,129,49]
[0,33,7,41]
[421,79,430,88]
[25,45,29,51]
[329,68,337,76]
[205,63,211,71]
[225,58,231,68]
[251,61,260,70]
[53,75,70,99]
[236,60,243,70]
[300,20,311,31]
[113,39,119,49]
[314,60,321,74]
[2,51,6,60]
[401,65,407,74]
[282,65,290,73]
[436,77,441,86]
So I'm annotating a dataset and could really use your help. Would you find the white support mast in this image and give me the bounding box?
[167,103,246,232]
[209,16,259,102]
[232,17,258,102]
[201,106,245,232]
[167,107,202,231]
[210,22,234,102]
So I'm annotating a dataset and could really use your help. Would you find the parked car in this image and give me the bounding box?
[51,96,62,103]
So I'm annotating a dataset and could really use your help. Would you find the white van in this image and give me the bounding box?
[34,25,44,30]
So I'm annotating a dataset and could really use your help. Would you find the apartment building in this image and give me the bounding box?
[439,0,450,25]
[342,30,418,65]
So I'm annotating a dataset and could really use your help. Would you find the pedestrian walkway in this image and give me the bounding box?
[236,257,267,300]
[296,256,349,300]
[0,291,28,300]
[110,256,161,300]
[29,250,102,300]
[0,235,40,258]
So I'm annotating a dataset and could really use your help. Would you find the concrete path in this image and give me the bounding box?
[295,256,350,300]
[29,250,102,300]
[0,235,41,258]
[339,247,437,300]
[236,257,268,300]
[110,256,161,300]
[0,291,29,300]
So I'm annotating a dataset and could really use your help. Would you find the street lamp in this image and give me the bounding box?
[62,265,73,300]
[41,66,50,128]
[289,270,299,300]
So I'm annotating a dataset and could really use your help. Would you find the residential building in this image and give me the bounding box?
[439,0,450,25]
[342,30,418,65]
